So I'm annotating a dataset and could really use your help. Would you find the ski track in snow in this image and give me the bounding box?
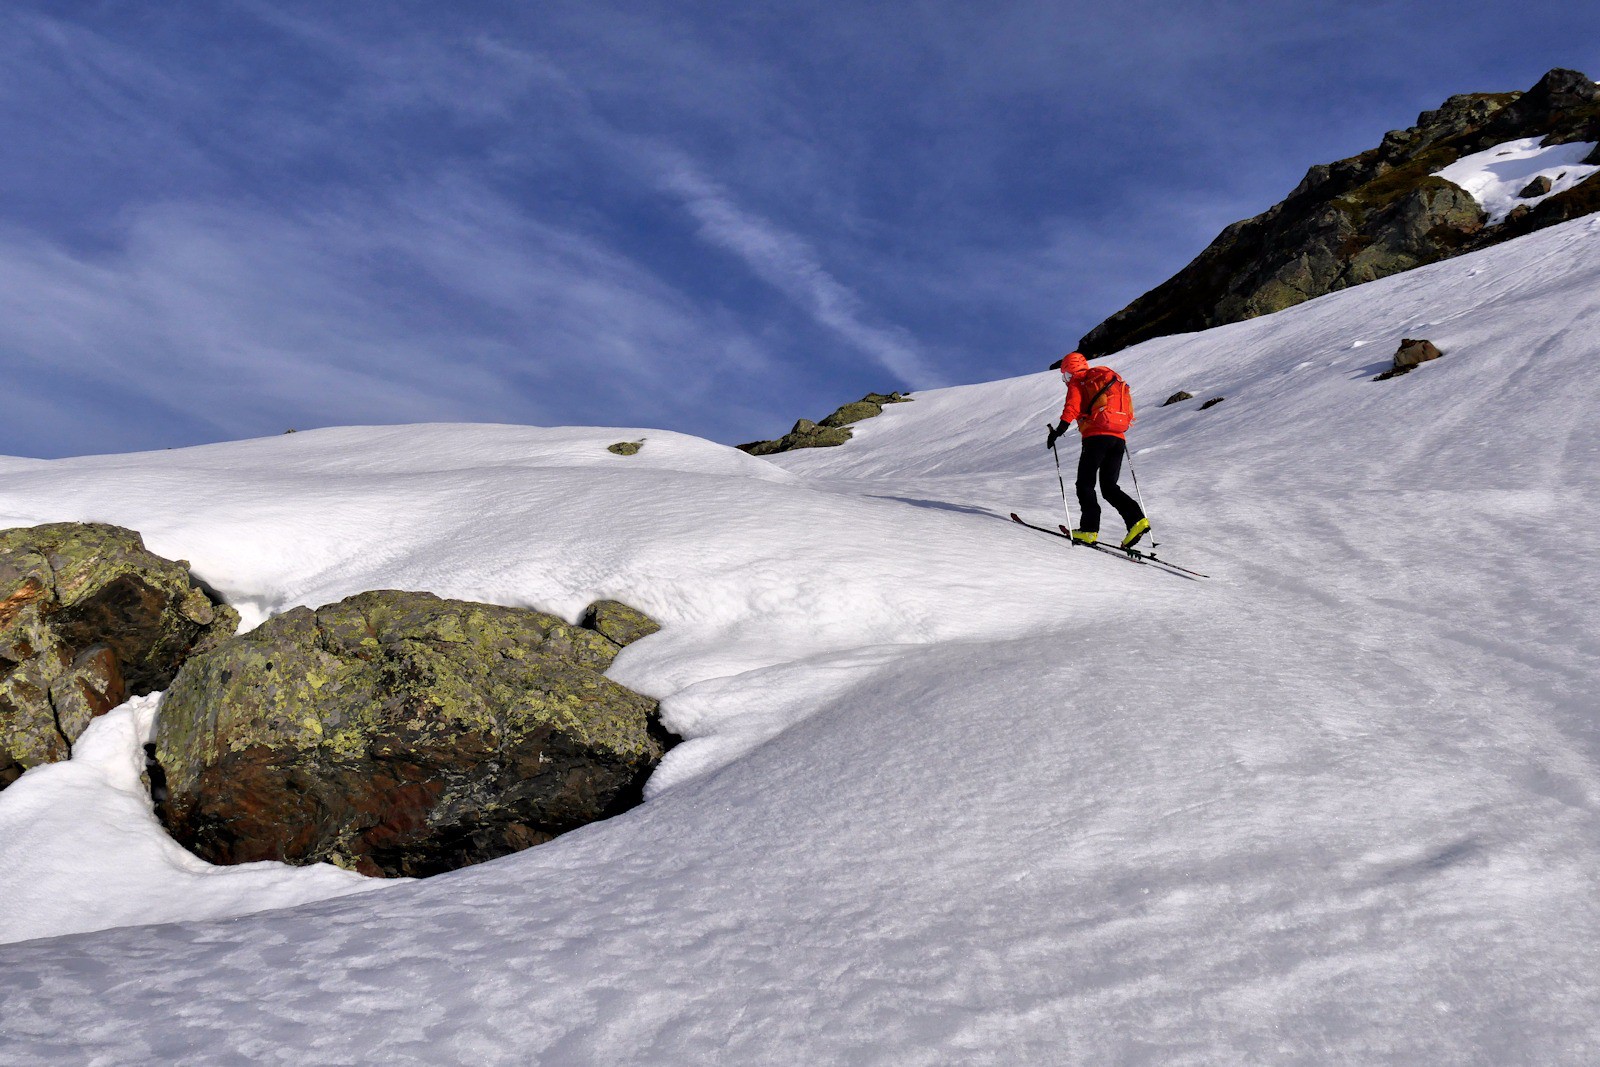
[1,217,1599,1062]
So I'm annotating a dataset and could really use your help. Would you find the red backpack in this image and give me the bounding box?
[1085,370,1135,434]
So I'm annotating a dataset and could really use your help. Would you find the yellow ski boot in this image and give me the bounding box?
[1069,529,1098,545]
[1121,518,1150,549]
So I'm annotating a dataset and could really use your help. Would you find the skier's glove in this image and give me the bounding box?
[1045,421,1068,449]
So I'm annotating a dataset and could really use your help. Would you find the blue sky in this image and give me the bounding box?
[4,2,1598,458]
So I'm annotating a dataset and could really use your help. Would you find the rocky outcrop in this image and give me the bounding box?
[1080,69,1600,357]
[1162,391,1194,406]
[741,418,853,456]
[153,590,675,878]
[0,523,238,789]
[607,441,643,456]
[739,392,912,456]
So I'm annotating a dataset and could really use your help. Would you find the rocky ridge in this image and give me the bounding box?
[1079,68,1600,357]
[738,392,912,456]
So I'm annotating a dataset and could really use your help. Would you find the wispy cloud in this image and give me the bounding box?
[0,10,806,456]
[0,5,942,457]
[0,180,778,456]
[654,155,941,386]
[229,7,941,386]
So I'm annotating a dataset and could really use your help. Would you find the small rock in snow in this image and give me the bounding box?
[1518,175,1554,199]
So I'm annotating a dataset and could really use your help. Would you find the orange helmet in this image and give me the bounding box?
[1062,351,1089,376]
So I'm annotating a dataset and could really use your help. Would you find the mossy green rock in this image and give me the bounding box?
[607,441,643,456]
[819,401,886,428]
[154,590,674,877]
[0,523,239,790]
[737,392,912,455]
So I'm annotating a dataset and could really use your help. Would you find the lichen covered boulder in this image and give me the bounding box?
[0,523,239,789]
[153,590,675,877]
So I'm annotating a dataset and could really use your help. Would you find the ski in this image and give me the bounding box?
[1010,514,1207,580]
[1009,512,1074,539]
[1009,513,1148,569]
[1057,524,1209,579]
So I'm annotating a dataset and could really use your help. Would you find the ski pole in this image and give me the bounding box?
[1048,430,1073,531]
[1124,440,1153,545]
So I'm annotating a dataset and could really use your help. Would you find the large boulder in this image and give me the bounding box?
[153,590,675,878]
[0,523,239,789]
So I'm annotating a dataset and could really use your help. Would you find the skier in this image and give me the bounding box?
[1045,351,1150,548]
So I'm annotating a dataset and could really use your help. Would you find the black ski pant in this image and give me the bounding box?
[1075,434,1144,534]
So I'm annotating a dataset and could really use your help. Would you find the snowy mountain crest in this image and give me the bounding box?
[1080,68,1600,357]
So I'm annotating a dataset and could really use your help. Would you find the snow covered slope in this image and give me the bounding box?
[1435,136,1600,226]
[1,216,1598,1063]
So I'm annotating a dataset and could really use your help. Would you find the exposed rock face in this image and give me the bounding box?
[607,441,643,456]
[1163,391,1195,406]
[739,392,912,456]
[1080,69,1600,356]
[0,523,238,789]
[154,590,675,878]
[1199,397,1227,411]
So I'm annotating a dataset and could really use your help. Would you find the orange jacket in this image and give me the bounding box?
[1061,365,1128,439]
